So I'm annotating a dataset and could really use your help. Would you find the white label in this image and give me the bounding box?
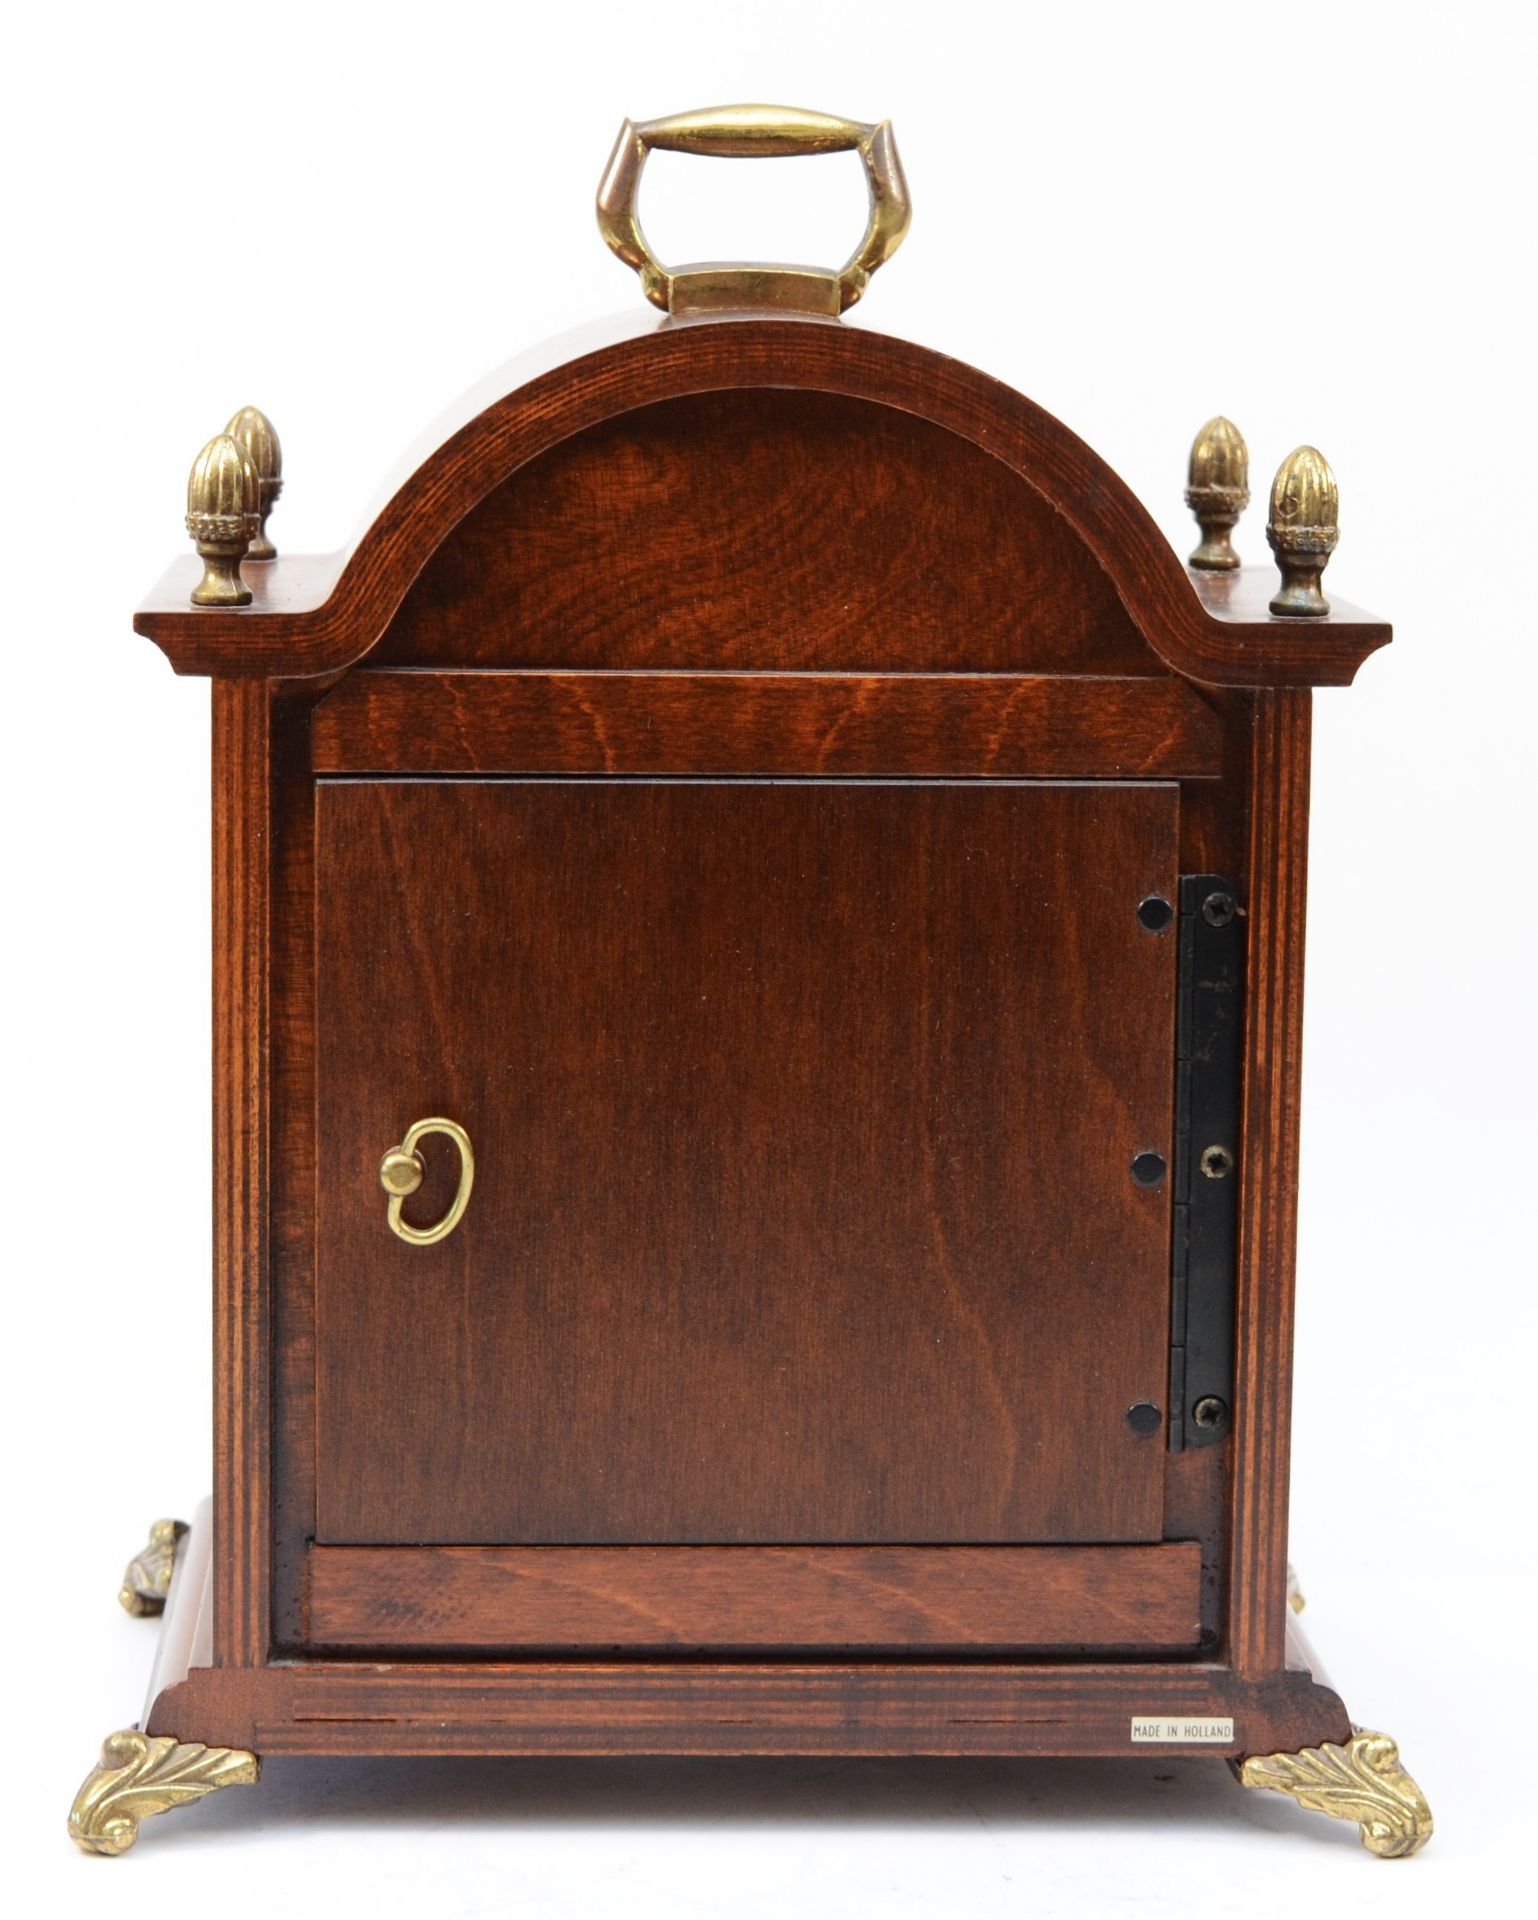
[1130,1717,1234,1745]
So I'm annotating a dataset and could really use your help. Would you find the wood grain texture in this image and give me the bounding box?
[136,320,1389,689]
[1227,691,1312,1673]
[314,779,1179,1547]
[307,1544,1203,1652]
[310,671,1224,779]
[162,294,1384,1770]
[146,1649,1351,1760]
[210,680,272,1667]
[1189,567,1389,634]
[268,695,320,1649]
[373,389,1148,673]
[149,1503,1347,1763]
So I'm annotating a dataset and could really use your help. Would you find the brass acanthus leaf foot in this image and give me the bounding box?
[68,1729,260,1855]
[118,1518,189,1616]
[1240,1728,1432,1858]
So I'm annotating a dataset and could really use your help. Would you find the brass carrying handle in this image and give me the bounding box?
[596,104,911,318]
[378,1118,474,1247]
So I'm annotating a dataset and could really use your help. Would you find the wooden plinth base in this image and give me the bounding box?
[73,1507,1430,1856]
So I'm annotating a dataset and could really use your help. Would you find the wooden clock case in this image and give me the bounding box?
[69,115,1431,1858]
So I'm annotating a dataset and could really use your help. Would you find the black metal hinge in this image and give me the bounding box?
[1168,875,1244,1451]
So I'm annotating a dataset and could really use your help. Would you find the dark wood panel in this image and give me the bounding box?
[145,1512,1347,1767]
[136,319,1389,688]
[269,694,321,1649]
[1189,566,1390,632]
[1162,1439,1227,1648]
[151,1656,1349,1760]
[308,1544,1203,1652]
[210,681,272,1667]
[171,1663,1347,1760]
[310,670,1222,778]
[375,390,1149,673]
[147,1655,1349,1765]
[1228,691,1312,1672]
[314,780,1179,1547]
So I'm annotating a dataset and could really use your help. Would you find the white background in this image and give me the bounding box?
[4,1,1533,1912]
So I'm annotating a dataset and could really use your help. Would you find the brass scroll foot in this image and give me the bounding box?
[68,1730,259,1855]
[118,1519,188,1616]
[1240,1728,1433,1858]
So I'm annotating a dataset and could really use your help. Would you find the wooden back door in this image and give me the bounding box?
[313,777,1180,1573]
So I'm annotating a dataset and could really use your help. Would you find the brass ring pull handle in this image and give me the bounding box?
[596,104,911,318]
[378,1118,474,1247]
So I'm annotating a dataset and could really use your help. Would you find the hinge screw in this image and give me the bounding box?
[1199,1143,1235,1180]
[1192,1396,1229,1431]
[1202,891,1237,927]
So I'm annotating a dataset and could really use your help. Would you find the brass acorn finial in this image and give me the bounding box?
[186,433,258,607]
[1267,445,1339,617]
[1185,416,1249,570]
[225,406,282,560]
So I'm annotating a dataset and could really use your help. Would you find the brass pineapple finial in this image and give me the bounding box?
[1267,445,1339,616]
[186,433,258,607]
[225,406,282,560]
[1184,416,1249,570]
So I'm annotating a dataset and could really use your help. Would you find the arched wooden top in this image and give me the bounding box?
[136,315,1389,687]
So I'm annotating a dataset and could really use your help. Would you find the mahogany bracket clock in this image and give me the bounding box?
[69,107,1431,1858]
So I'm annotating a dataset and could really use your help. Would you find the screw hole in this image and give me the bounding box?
[1130,1151,1168,1188]
[1137,895,1174,932]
